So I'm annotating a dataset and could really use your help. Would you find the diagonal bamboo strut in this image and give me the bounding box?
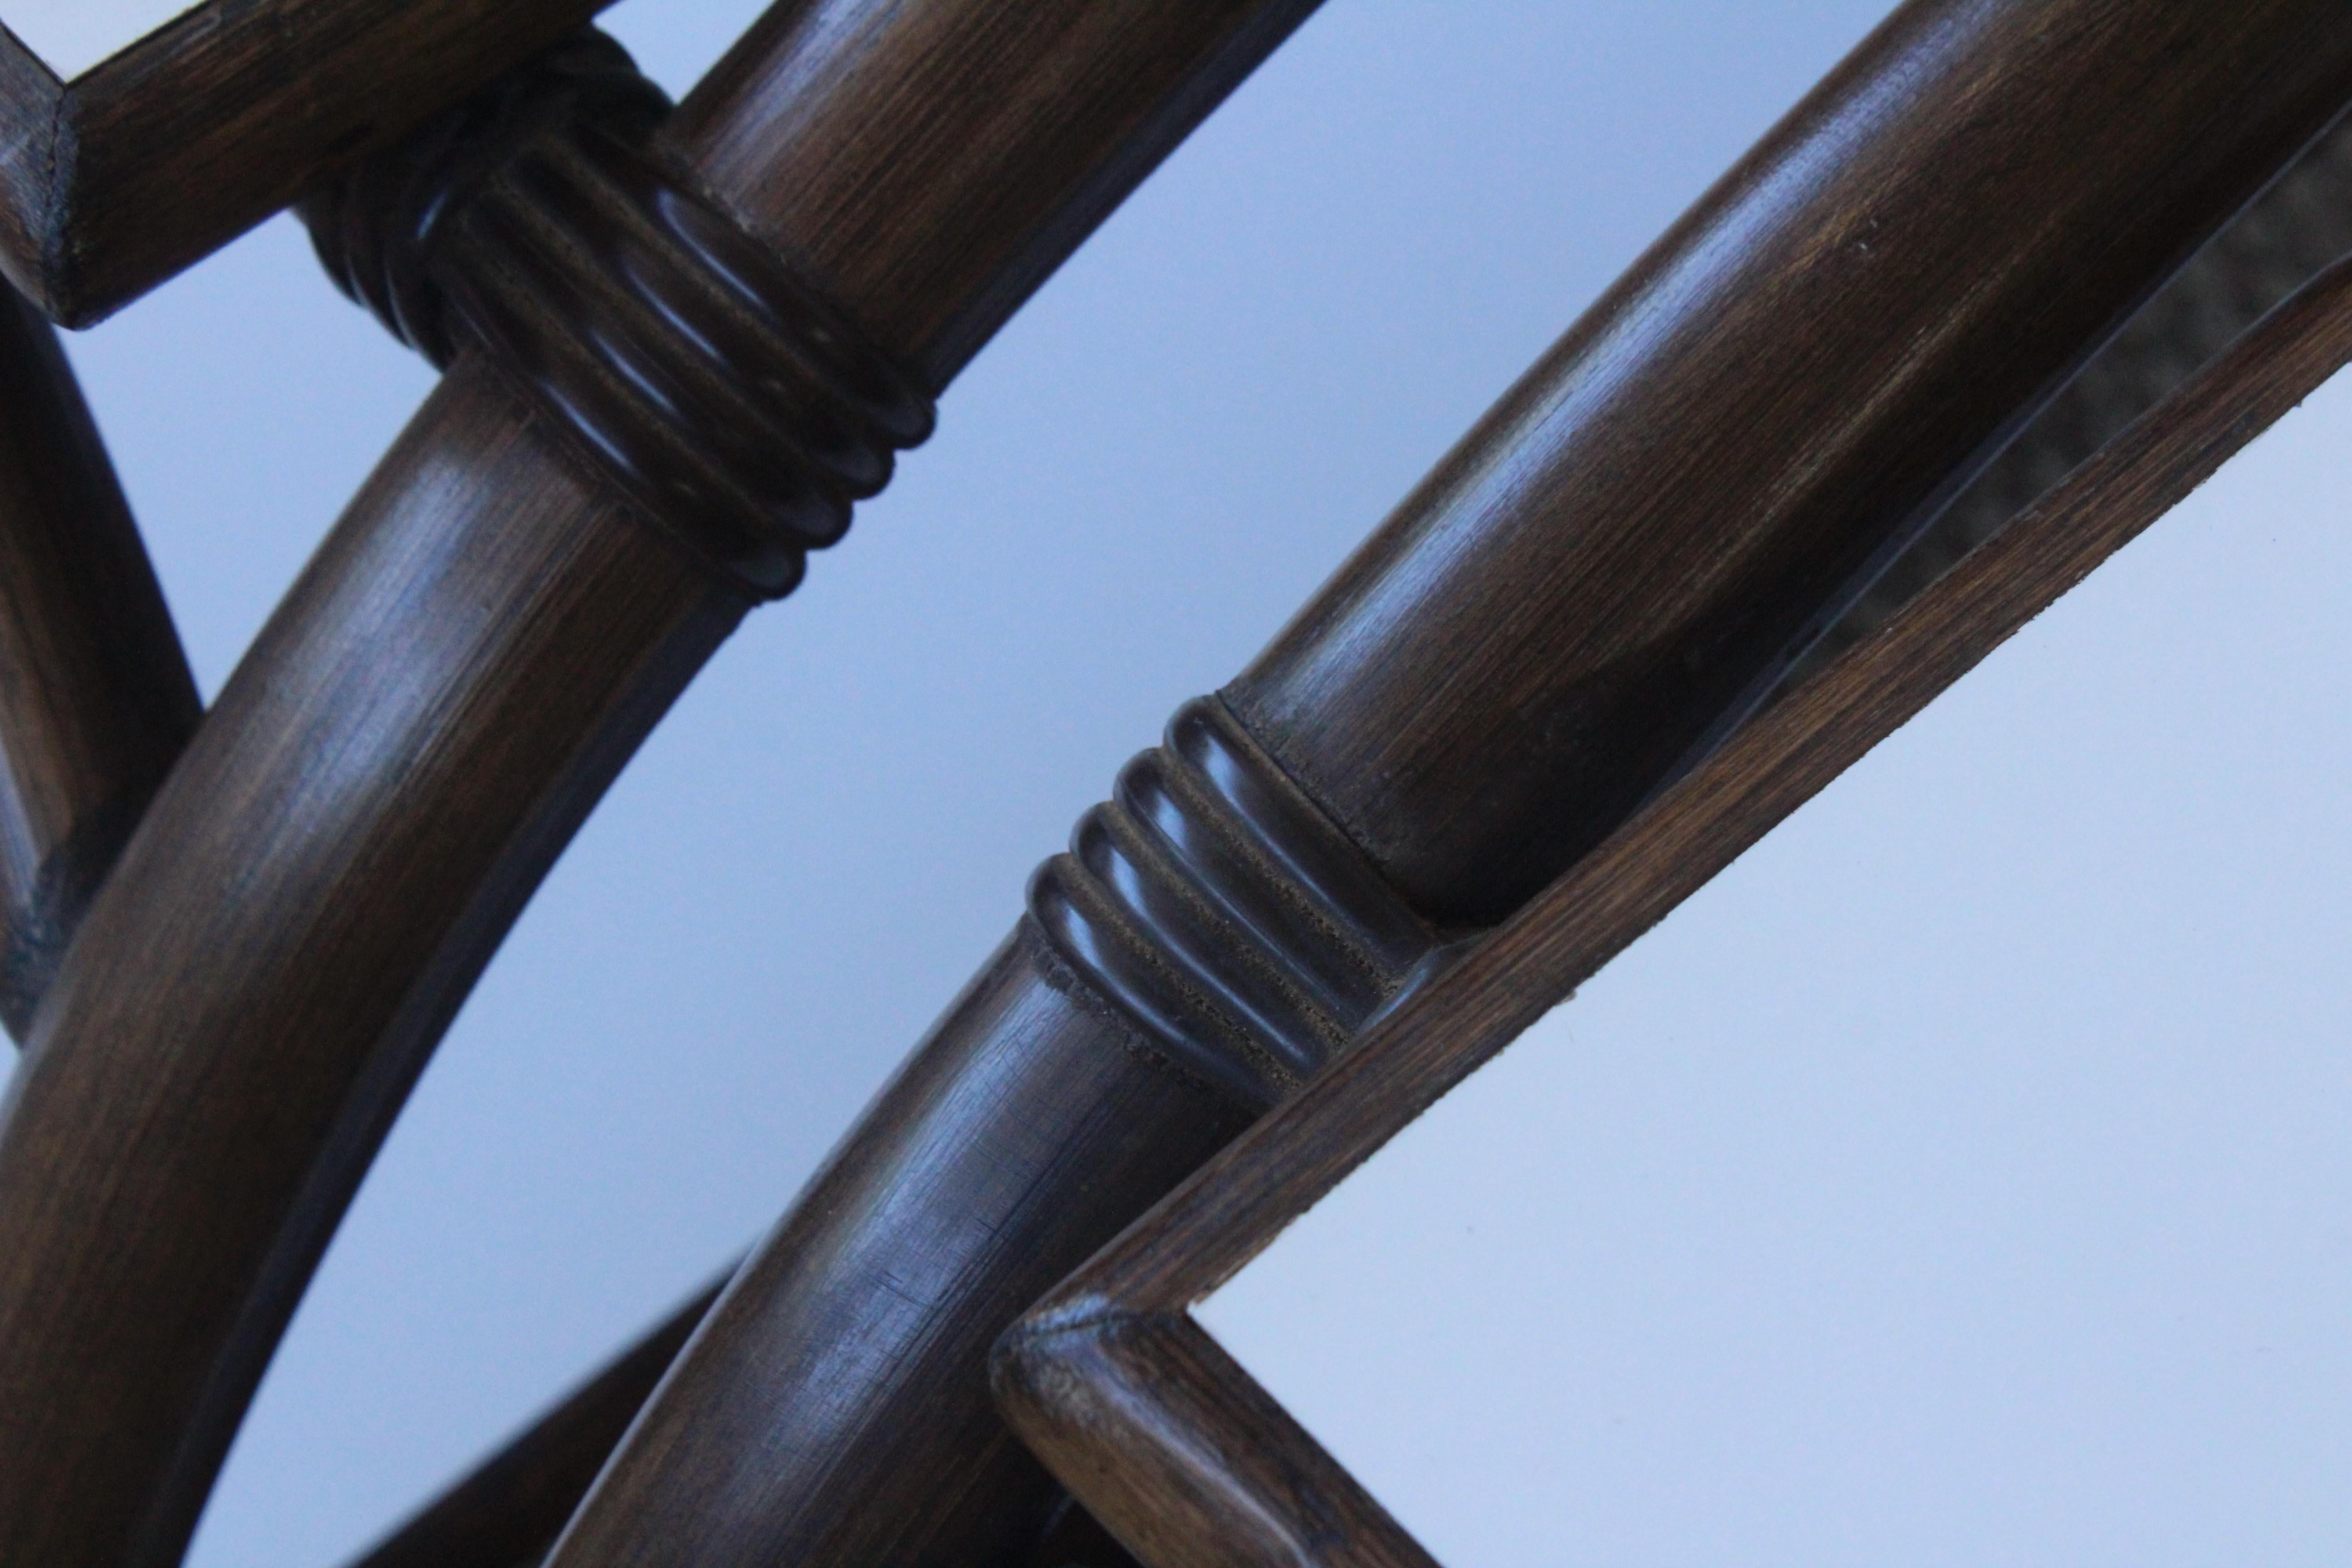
[558,5,2352,1562]
[995,245,2352,1568]
[1,4,2345,1564]
[328,100,2352,1565]
[0,287,197,1038]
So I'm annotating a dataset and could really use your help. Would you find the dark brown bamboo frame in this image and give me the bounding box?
[330,90,2352,1568]
[0,0,612,325]
[0,5,1328,1564]
[992,258,2352,1568]
[0,2,2349,1566]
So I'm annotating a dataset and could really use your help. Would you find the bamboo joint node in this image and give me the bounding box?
[298,29,936,598]
[1027,697,1438,1109]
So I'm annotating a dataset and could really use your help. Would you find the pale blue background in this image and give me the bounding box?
[1205,369,2352,1565]
[46,2,2337,1563]
[2,0,208,78]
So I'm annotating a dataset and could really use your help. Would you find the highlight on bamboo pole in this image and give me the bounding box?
[0,284,199,1039]
[0,5,1327,1566]
[994,247,2352,1568]
[534,5,2352,1567]
[314,74,2352,1568]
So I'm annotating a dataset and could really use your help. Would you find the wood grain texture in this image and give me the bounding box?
[542,675,1421,1568]
[544,5,2352,1563]
[0,284,196,1035]
[0,362,741,1568]
[669,0,1328,388]
[273,45,2352,1554]
[1028,696,1438,1110]
[0,31,54,294]
[387,682,1414,1566]
[0,0,613,326]
[1806,106,2352,677]
[343,1264,1154,1568]
[0,5,1326,1564]
[346,1275,725,1568]
[550,927,1264,1566]
[298,31,938,599]
[1226,0,2352,928]
[1005,1309,1435,1568]
[997,240,2352,1568]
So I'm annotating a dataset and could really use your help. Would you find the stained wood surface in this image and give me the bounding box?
[544,931,1264,1566]
[294,61,2352,1558]
[340,1270,1149,1568]
[0,3,2340,1565]
[544,2,2352,1565]
[0,284,196,1034]
[0,5,1325,1565]
[1227,0,2352,928]
[0,0,612,325]
[298,30,938,602]
[667,0,1325,388]
[0,364,740,1568]
[0,32,49,294]
[1807,106,2352,676]
[997,239,2352,1568]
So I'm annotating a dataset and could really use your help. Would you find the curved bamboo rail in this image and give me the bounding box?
[539,3,2352,1565]
[348,83,2352,1564]
[997,251,2352,1568]
[2,3,2349,1565]
[0,4,1321,1564]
